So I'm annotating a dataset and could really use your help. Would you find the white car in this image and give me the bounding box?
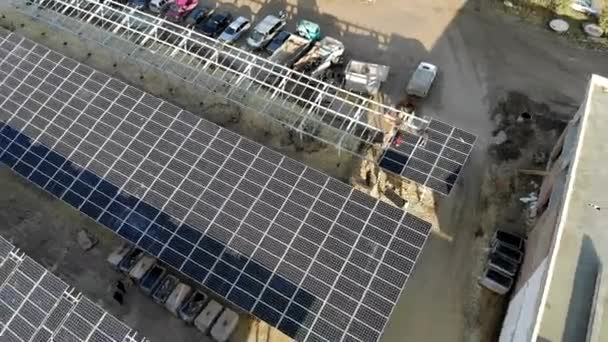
[217,16,251,44]
[406,62,438,99]
[570,0,599,16]
[149,0,173,13]
[246,15,286,49]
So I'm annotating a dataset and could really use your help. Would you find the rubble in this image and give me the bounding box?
[519,192,538,226]
[77,229,97,251]
[492,130,508,145]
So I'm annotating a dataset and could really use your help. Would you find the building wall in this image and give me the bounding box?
[498,95,585,342]
[499,258,549,342]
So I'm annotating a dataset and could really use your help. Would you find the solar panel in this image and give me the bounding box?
[379,124,476,195]
[0,236,144,342]
[16,0,476,196]
[0,32,432,342]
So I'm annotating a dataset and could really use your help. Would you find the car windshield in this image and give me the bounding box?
[224,26,236,35]
[250,30,264,42]
[276,32,289,42]
[205,19,219,29]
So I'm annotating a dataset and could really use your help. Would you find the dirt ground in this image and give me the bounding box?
[0,0,607,341]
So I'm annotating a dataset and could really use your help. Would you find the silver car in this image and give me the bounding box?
[246,15,285,49]
[217,16,251,44]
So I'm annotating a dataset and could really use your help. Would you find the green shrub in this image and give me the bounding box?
[600,6,608,33]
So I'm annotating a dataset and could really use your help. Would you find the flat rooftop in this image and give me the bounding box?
[537,75,608,341]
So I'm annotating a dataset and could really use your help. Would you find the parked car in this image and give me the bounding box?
[488,253,519,277]
[184,6,214,26]
[217,16,251,44]
[127,0,148,10]
[107,244,132,269]
[118,248,143,273]
[194,300,223,334]
[265,30,291,54]
[211,308,239,342]
[479,266,513,295]
[246,14,286,49]
[152,274,179,304]
[179,291,208,323]
[165,283,192,315]
[406,62,437,99]
[296,20,321,41]
[163,0,198,23]
[148,0,173,13]
[197,11,232,37]
[491,240,524,264]
[128,256,156,283]
[140,265,166,295]
[344,60,390,96]
[492,230,525,251]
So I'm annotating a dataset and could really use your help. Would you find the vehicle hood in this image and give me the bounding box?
[218,31,232,41]
[197,22,217,34]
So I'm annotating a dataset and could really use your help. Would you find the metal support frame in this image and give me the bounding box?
[18,0,437,165]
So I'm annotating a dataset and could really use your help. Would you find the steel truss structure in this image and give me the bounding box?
[18,0,426,155]
[0,236,145,342]
[15,0,476,195]
[0,31,431,342]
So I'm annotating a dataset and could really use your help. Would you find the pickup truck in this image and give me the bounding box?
[343,60,390,96]
[269,34,312,67]
[292,37,344,78]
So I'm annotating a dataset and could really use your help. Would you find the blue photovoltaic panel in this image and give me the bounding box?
[379,124,476,195]
[0,31,432,342]
[0,235,143,342]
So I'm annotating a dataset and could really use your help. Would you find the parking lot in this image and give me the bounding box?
[2,0,608,341]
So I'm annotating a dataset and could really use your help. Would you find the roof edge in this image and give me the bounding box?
[530,74,607,341]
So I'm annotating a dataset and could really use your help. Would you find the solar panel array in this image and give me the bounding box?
[0,32,432,342]
[0,236,144,342]
[18,0,477,196]
[379,125,476,195]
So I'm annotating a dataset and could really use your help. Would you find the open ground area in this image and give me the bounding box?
[0,0,607,341]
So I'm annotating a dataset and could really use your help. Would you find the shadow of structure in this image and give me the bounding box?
[562,235,599,341]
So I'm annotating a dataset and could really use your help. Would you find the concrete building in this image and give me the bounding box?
[499,74,608,342]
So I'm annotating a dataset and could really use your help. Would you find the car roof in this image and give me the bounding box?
[275,31,291,39]
[212,12,231,20]
[256,15,281,31]
[230,16,249,27]
[192,6,212,14]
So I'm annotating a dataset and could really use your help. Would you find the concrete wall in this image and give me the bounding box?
[498,90,586,342]
[499,258,549,342]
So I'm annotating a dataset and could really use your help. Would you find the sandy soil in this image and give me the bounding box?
[0,0,606,342]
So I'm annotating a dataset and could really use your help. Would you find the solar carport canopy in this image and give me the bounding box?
[0,236,144,342]
[0,31,432,342]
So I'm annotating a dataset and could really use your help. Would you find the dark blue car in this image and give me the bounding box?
[184,6,214,26]
[127,0,148,10]
[197,12,233,37]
